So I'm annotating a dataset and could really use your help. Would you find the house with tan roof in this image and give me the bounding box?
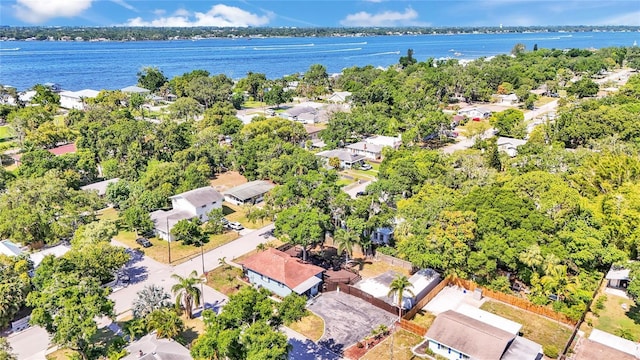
[422,309,542,360]
[238,247,325,298]
[574,329,640,360]
[150,186,223,241]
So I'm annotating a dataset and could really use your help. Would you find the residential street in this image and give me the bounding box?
[8,223,276,360]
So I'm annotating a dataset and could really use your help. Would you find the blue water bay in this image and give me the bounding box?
[0,31,637,91]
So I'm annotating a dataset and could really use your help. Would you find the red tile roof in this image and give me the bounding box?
[239,248,324,289]
[48,143,77,156]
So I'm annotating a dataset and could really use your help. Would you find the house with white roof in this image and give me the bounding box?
[458,107,492,119]
[574,329,640,360]
[59,89,100,110]
[80,178,120,197]
[121,86,151,94]
[346,134,402,160]
[223,180,275,206]
[0,239,70,268]
[0,239,23,257]
[327,91,352,103]
[150,186,223,241]
[354,269,441,310]
[123,332,192,360]
[606,264,631,289]
[497,137,527,157]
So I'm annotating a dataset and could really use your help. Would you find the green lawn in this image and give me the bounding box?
[480,300,572,352]
[410,309,436,330]
[243,100,267,109]
[593,293,640,341]
[96,207,119,221]
[222,203,272,229]
[53,114,66,126]
[0,125,15,140]
[114,230,239,264]
[205,264,247,296]
[534,96,556,107]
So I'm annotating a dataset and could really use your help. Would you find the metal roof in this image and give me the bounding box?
[223,180,275,202]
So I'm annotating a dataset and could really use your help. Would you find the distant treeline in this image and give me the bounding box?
[1,25,639,41]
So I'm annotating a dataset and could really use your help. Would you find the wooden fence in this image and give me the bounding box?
[404,277,450,319]
[456,279,577,326]
[337,283,398,315]
[397,318,427,336]
[374,253,416,272]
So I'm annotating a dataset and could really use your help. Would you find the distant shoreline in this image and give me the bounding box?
[1,25,639,42]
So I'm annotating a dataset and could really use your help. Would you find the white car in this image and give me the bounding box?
[360,163,372,170]
[228,222,244,231]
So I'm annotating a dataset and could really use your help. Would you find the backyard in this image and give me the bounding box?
[480,300,572,354]
[590,293,640,341]
[409,309,436,330]
[205,262,247,296]
[288,312,325,342]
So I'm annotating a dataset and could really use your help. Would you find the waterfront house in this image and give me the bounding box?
[150,186,223,241]
[239,247,325,298]
[59,89,100,110]
[223,180,275,206]
[423,308,542,360]
[121,85,151,94]
[327,91,352,103]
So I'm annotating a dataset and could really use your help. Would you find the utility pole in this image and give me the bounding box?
[166,217,171,263]
[200,239,206,311]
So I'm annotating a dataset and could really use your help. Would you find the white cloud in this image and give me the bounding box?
[340,7,425,27]
[110,0,136,12]
[596,11,640,26]
[153,9,166,16]
[363,0,384,3]
[14,0,93,23]
[125,4,272,27]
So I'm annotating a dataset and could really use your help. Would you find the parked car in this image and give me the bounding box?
[356,191,367,197]
[228,222,244,231]
[136,237,152,248]
[360,163,372,170]
[221,217,230,225]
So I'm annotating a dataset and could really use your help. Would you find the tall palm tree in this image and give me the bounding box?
[171,271,203,319]
[334,228,359,262]
[387,275,415,320]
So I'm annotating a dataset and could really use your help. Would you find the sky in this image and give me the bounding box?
[1,0,639,28]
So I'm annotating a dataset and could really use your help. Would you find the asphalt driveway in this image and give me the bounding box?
[308,291,397,354]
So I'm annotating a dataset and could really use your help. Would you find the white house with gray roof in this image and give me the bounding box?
[316,149,366,169]
[150,186,223,241]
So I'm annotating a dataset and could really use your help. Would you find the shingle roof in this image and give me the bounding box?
[80,178,120,196]
[48,143,77,156]
[223,180,275,202]
[426,310,514,359]
[574,339,638,360]
[121,85,150,94]
[170,187,223,208]
[239,248,324,290]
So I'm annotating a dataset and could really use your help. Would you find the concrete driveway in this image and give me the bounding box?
[308,291,396,354]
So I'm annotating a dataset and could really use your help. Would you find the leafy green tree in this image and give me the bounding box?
[31,84,60,108]
[334,228,359,262]
[0,255,32,329]
[137,66,168,92]
[171,271,203,319]
[204,208,225,235]
[0,338,17,360]
[171,218,208,246]
[169,69,210,98]
[399,48,417,68]
[567,77,599,98]
[146,308,184,339]
[490,108,526,138]
[274,203,328,261]
[300,64,329,99]
[168,97,202,121]
[264,84,292,109]
[120,205,154,235]
[27,273,114,360]
[278,293,307,325]
[387,275,415,319]
[71,220,117,249]
[132,284,172,319]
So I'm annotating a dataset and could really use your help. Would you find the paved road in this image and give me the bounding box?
[7,224,276,359]
[343,180,373,199]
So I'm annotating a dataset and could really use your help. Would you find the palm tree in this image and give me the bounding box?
[334,228,359,262]
[146,308,184,339]
[387,275,415,320]
[171,271,203,319]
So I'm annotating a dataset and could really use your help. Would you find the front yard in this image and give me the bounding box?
[289,312,325,342]
[114,230,239,264]
[205,263,247,296]
[480,300,572,355]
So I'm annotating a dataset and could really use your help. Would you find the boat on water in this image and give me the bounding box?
[454,52,463,56]
[0,48,20,51]
[634,40,638,47]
